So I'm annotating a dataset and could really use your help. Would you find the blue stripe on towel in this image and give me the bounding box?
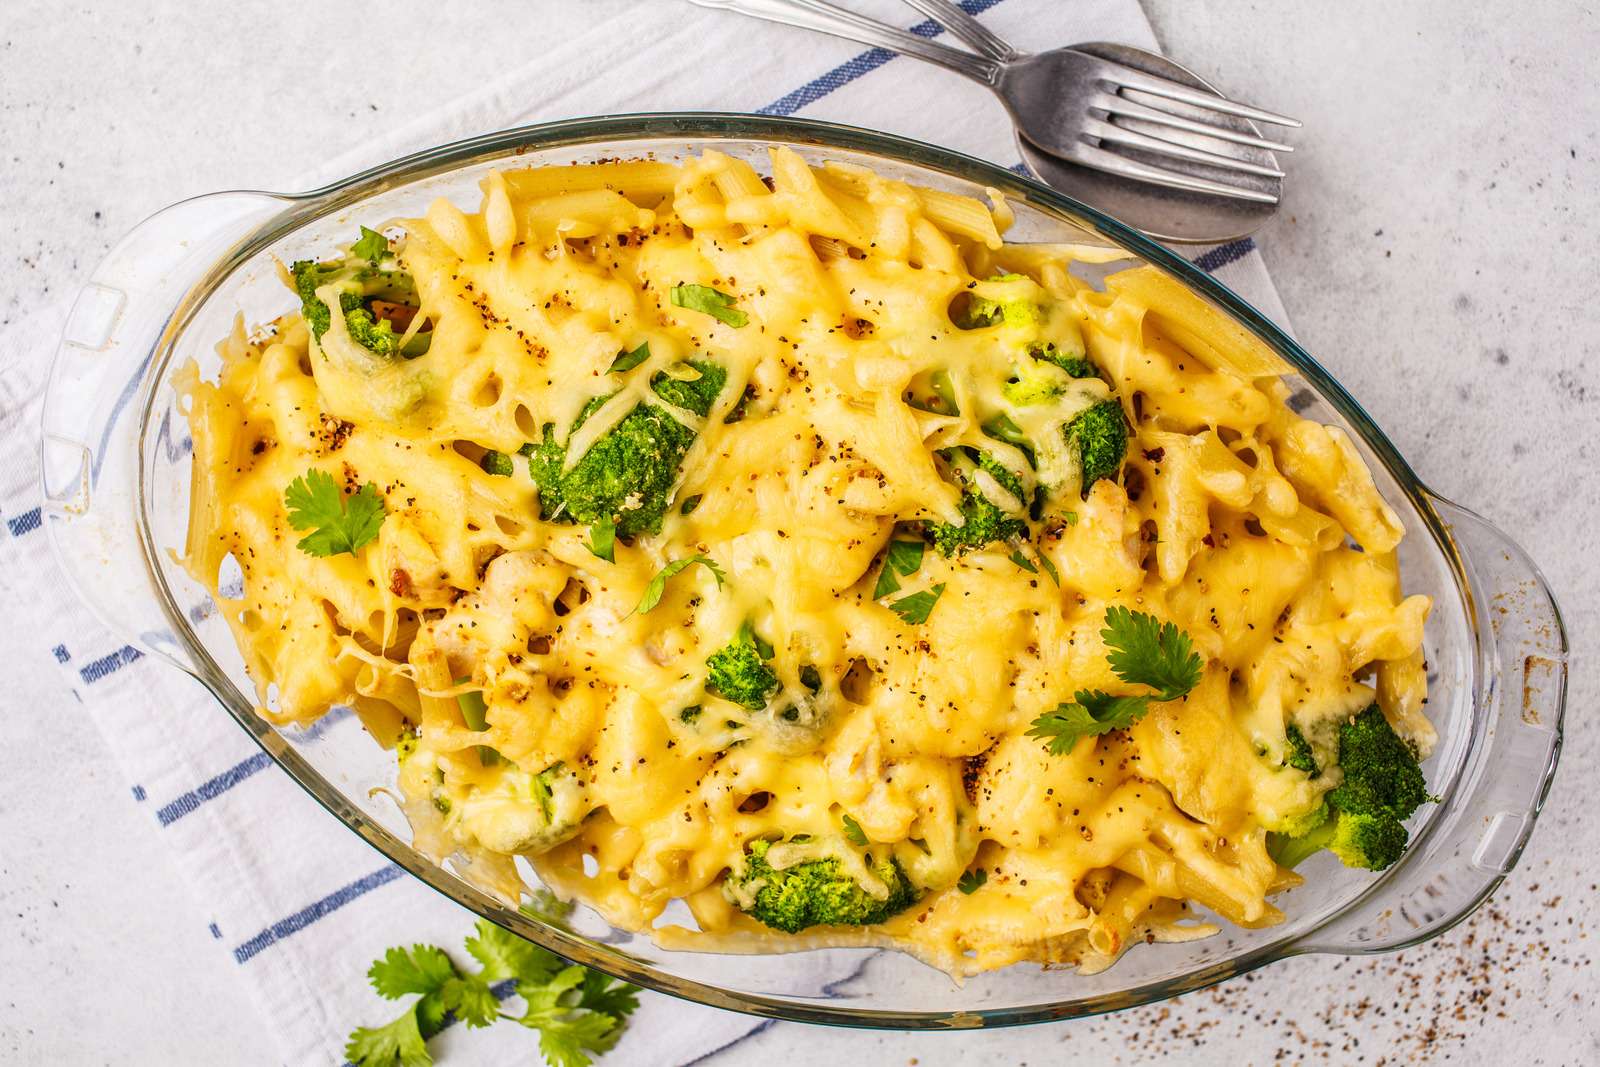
[155,752,273,826]
[7,507,41,537]
[233,864,404,963]
[78,644,142,684]
[1193,236,1256,273]
[758,0,1007,116]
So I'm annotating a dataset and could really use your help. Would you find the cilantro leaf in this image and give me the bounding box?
[1007,548,1037,574]
[575,968,640,1019]
[519,890,577,925]
[1026,689,1151,755]
[369,945,457,999]
[346,1007,433,1067]
[841,813,868,846]
[526,1008,623,1067]
[463,920,561,987]
[670,284,748,328]
[957,868,988,894]
[1036,551,1060,586]
[349,919,639,1067]
[353,226,390,264]
[514,967,619,1067]
[284,468,386,557]
[635,555,726,614]
[607,342,651,374]
[888,582,945,625]
[1101,606,1203,701]
[588,519,616,563]
[442,975,500,1029]
[873,538,926,598]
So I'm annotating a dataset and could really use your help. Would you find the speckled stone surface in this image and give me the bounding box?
[2,1,1596,1063]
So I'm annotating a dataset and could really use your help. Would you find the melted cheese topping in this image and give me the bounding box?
[182,149,1432,977]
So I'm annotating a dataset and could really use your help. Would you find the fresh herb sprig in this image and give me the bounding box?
[346,916,639,1067]
[872,539,926,598]
[1027,608,1203,755]
[352,226,390,264]
[888,582,946,625]
[284,468,387,557]
[670,284,748,328]
[634,555,726,614]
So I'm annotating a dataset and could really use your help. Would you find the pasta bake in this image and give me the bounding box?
[182,148,1435,976]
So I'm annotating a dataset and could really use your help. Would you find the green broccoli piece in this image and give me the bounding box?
[291,240,431,359]
[951,274,1041,330]
[528,360,726,538]
[1001,359,1070,407]
[1284,723,1319,776]
[706,622,780,710]
[1064,399,1128,496]
[1001,341,1102,406]
[724,838,917,933]
[1031,342,1098,380]
[1268,704,1432,872]
[479,450,515,477]
[928,450,1030,557]
[452,759,589,855]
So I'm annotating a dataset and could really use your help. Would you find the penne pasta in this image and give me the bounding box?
[180,150,1434,978]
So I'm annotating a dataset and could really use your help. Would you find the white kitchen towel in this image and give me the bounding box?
[0,1,1292,1064]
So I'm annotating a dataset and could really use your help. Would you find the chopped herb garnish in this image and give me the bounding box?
[635,555,726,614]
[670,284,748,328]
[957,868,988,894]
[588,519,616,563]
[1027,609,1203,756]
[888,583,946,625]
[284,468,386,558]
[607,341,651,374]
[873,538,926,598]
[351,226,389,264]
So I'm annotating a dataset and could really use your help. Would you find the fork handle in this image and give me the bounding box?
[689,0,1002,85]
[897,0,1019,62]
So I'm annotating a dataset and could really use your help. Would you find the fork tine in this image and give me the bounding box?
[1086,55,1302,128]
[1041,137,1281,204]
[1095,92,1294,153]
[1086,119,1286,179]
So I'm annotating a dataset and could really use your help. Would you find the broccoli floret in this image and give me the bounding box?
[928,450,1030,557]
[1268,704,1432,872]
[1001,340,1102,406]
[724,838,917,933]
[452,760,589,855]
[1002,358,1071,407]
[291,239,431,359]
[480,450,515,476]
[1064,399,1128,495]
[528,360,726,538]
[1031,342,1098,380]
[706,622,780,710]
[1284,723,1319,776]
[951,273,1042,330]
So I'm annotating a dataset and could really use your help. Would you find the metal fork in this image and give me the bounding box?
[690,0,1299,205]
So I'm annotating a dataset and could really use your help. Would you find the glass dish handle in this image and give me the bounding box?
[38,191,290,669]
[1296,496,1566,955]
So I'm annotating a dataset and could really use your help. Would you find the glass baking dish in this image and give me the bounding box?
[38,113,1566,1029]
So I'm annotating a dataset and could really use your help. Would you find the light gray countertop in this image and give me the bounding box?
[2,1,1596,1063]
